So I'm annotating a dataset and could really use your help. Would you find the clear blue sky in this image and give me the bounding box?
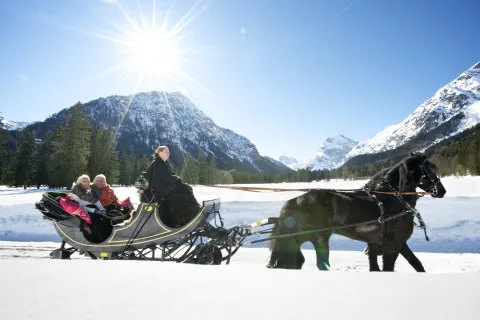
[1,0,479,161]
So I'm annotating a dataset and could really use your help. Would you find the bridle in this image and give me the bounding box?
[418,161,441,197]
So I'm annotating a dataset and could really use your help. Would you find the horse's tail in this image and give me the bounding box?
[268,218,280,252]
[266,200,304,269]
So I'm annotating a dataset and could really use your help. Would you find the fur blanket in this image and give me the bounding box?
[158,183,200,228]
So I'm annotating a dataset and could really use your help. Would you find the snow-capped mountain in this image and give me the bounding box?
[278,156,298,167]
[280,135,358,170]
[23,91,291,175]
[345,61,480,160]
[1,120,34,131]
[304,135,358,170]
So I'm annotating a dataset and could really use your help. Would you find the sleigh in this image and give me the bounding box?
[34,191,262,264]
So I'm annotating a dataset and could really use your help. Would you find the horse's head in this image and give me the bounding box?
[407,153,446,198]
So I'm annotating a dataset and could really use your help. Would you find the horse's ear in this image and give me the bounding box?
[410,151,415,156]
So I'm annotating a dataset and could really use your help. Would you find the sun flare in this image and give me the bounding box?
[85,0,225,104]
[126,29,179,77]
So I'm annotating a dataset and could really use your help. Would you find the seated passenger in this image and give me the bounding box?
[70,174,105,214]
[70,174,124,226]
[91,174,132,219]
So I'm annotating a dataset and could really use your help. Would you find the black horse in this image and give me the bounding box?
[266,153,446,272]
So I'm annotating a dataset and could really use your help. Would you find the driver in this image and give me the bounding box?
[144,146,182,202]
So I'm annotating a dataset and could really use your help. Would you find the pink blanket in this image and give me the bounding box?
[59,197,93,225]
[119,197,134,210]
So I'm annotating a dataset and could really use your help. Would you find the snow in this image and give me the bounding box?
[0,251,477,320]
[458,100,480,131]
[2,119,34,131]
[427,100,480,148]
[0,177,479,319]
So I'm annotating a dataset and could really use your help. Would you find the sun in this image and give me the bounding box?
[126,28,179,78]
[85,0,224,102]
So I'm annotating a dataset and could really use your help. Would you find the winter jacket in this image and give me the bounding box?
[72,183,100,203]
[70,183,105,213]
[144,154,181,201]
[91,184,119,207]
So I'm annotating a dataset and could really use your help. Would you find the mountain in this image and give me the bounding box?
[1,120,35,131]
[303,135,358,170]
[280,135,358,170]
[21,91,292,175]
[344,61,480,163]
[278,155,298,168]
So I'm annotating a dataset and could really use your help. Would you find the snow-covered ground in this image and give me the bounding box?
[0,245,478,320]
[0,177,479,319]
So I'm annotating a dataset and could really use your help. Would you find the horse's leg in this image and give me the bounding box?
[382,250,400,272]
[400,243,426,272]
[313,237,330,271]
[367,243,381,272]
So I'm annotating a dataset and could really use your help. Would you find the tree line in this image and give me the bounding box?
[1,110,479,189]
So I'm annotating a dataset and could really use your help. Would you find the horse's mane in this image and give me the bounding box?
[364,153,426,192]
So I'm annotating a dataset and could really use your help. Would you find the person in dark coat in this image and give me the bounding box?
[145,146,182,201]
[144,146,200,228]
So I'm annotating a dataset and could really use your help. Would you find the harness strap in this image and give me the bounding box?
[243,218,380,246]
[371,180,430,242]
[371,194,386,244]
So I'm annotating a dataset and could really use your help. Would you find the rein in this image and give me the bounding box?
[206,185,314,192]
[369,190,431,196]
[206,184,431,196]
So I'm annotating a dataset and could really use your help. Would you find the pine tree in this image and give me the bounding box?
[129,150,138,185]
[87,123,103,177]
[45,126,66,188]
[0,130,7,184]
[181,152,198,184]
[137,155,151,176]
[0,113,9,183]
[34,130,58,188]
[197,149,208,185]
[7,129,36,188]
[51,103,91,187]
[207,156,217,185]
[87,125,120,184]
[119,152,133,186]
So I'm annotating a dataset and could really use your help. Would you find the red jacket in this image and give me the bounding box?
[93,184,119,207]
